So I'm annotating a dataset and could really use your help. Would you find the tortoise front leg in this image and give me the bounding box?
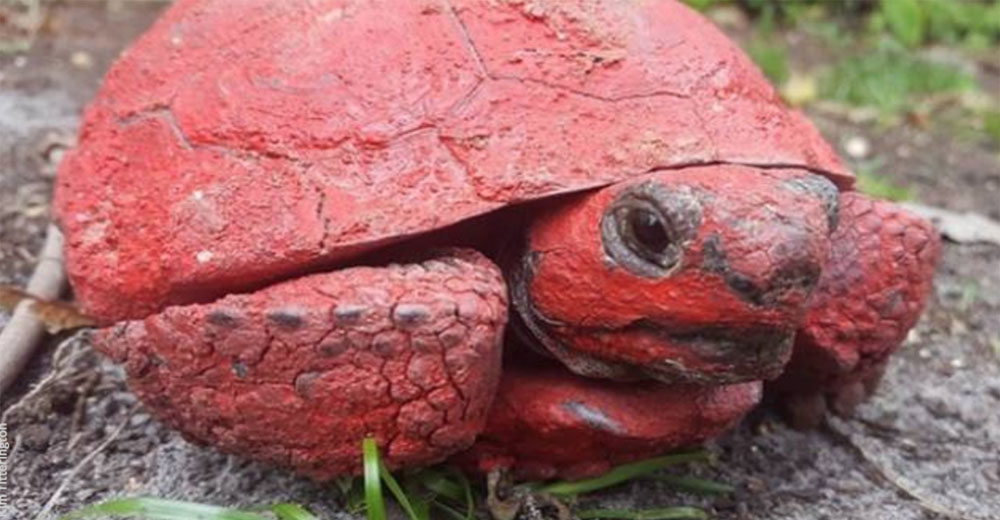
[769,192,939,428]
[455,356,762,480]
[95,248,508,480]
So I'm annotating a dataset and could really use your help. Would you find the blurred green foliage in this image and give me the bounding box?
[876,0,1000,49]
[984,111,1000,145]
[683,0,1000,48]
[746,38,789,84]
[684,0,1000,200]
[856,169,913,201]
[819,39,976,114]
[684,0,1000,148]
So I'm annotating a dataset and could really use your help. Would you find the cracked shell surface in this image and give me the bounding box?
[95,249,508,479]
[54,0,851,323]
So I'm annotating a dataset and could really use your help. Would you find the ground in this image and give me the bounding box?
[1,2,998,520]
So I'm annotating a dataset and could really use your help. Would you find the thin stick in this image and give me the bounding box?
[0,224,66,395]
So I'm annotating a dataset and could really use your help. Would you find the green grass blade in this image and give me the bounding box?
[378,459,428,520]
[576,507,708,520]
[408,493,432,520]
[447,468,475,520]
[414,469,464,501]
[362,438,388,520]
[540,451,711,496]
[649,475,733,496]
[431,501,470,520]
[269,503,320,520]
[61,497,266,520]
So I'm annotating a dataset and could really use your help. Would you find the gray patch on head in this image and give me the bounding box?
[782,175,840,232]
[393,303,430,327]
[703,234,821,307]
[333,304,366,325]
[267,308,305,329]
[562,401,625,434]
[702,234,767,306]
[231,359,248,379]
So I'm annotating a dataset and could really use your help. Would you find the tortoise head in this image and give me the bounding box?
[510,164,839,384]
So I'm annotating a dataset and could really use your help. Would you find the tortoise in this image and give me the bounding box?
[54,0,939,480]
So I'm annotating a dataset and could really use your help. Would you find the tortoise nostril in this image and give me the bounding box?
[769,258,822,300]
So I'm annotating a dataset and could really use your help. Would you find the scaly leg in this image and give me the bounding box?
[95,249,508,480]
[455,354,762,480]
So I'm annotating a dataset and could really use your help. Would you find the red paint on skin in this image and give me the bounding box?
[525,165,832,380]
[454,358,762,480]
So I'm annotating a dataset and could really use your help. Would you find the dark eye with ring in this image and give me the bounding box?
[601,183,702,278]
[626,208,671,259]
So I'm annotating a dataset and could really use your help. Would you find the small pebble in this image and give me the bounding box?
[70,50,94,69]
[844,136,870,159]
[950,319,968,335]
[950,358,966,369]
[918,348,932,359]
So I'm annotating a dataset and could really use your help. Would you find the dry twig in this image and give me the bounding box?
[0,224,67,394]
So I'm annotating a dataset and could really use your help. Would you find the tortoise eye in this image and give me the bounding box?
[626,208,671,258]
[601,182,702,278]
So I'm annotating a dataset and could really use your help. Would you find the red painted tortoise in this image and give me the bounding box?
[54,0,938,480]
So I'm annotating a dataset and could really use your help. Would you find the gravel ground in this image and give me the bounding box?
[1,2,998,520]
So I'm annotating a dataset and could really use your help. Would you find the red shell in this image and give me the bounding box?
[54,0,850,323]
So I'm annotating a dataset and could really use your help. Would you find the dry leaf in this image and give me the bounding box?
[900,203,1000,246]
[0,283,97,333]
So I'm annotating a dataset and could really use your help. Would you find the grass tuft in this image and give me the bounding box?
[538,451,712,496]
[650,474,734,496]
[268,503,320,520]
[60,497,267,520]
[64,443,726,520]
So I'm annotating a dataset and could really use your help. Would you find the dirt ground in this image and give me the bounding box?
[1,3,998,520]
